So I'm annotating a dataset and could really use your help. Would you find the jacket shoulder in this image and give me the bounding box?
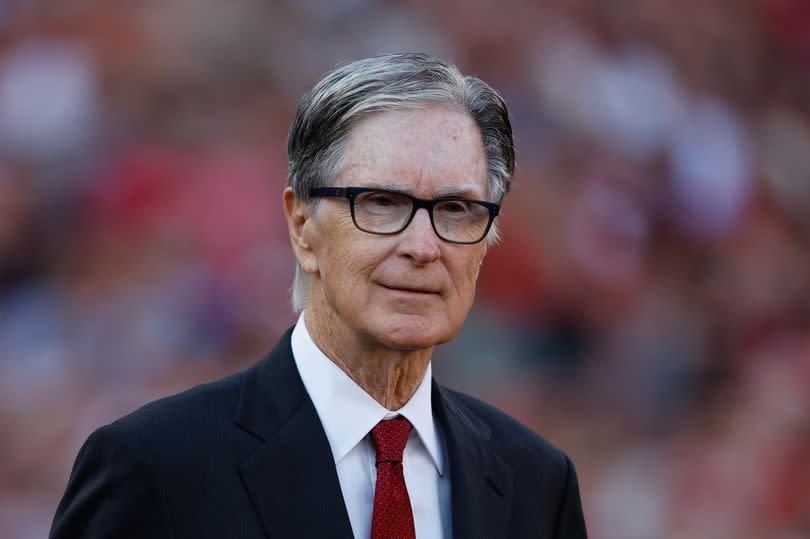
[437,386,588,538]
[51,367,264,538]
[439,386,569,468]
[97,366,256,463]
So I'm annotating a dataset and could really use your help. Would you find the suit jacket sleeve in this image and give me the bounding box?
[554,455,587,539]
[50,425,174,539]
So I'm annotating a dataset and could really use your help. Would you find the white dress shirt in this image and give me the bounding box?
[291,313,452,539]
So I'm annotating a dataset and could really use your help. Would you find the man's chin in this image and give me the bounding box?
[371,314,455,351]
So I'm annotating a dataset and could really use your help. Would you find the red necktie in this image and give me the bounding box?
[370,417,416,539]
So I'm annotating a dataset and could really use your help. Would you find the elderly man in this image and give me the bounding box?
[51,54,587,539]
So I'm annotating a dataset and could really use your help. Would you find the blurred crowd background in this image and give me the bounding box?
[1,0,809,537]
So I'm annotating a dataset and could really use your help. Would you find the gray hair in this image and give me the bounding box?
[287,53,515,312]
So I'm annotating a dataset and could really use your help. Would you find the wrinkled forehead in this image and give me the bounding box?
[335,107,489,200]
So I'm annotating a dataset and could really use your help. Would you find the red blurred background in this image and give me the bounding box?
[1,1,809,537]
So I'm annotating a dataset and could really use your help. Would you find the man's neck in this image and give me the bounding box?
[304,309,432,410]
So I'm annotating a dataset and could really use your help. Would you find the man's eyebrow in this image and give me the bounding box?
[434,184,485,198]
[367,181,486,199]
[368,181,410,192]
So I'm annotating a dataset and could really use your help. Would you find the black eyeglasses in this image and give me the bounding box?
[309,187,500,245]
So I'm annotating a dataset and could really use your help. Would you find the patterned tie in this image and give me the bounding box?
[370,417,416,539]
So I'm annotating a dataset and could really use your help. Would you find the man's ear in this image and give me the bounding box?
[283,187,319,275]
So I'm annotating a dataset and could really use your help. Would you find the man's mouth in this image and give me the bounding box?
[380,284,440,295]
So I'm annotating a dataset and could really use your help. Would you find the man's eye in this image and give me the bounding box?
[365,193,404,207]
[370,195,394,205]
[441,201,468,213]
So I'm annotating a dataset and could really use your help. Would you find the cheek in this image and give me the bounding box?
[320,232,388,296]
[465,246,488,282]
[313,212,359,272]
[449,250,487,309]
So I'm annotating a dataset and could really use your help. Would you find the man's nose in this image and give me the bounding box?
[396,208,441,264]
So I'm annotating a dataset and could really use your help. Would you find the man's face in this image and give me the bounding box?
[291,106,490,352]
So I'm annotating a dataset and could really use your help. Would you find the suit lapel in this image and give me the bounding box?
[234,329,353,539]
[434,383,513,539]
[231,329,513,538]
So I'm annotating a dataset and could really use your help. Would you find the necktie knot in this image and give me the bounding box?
[371,417,412,464]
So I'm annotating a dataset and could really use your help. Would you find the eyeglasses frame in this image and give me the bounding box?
[309,186,500,245]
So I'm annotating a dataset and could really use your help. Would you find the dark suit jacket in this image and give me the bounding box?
[51,327,587,538]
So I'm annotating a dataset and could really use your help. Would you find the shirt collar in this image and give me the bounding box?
[291,313,444,475]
